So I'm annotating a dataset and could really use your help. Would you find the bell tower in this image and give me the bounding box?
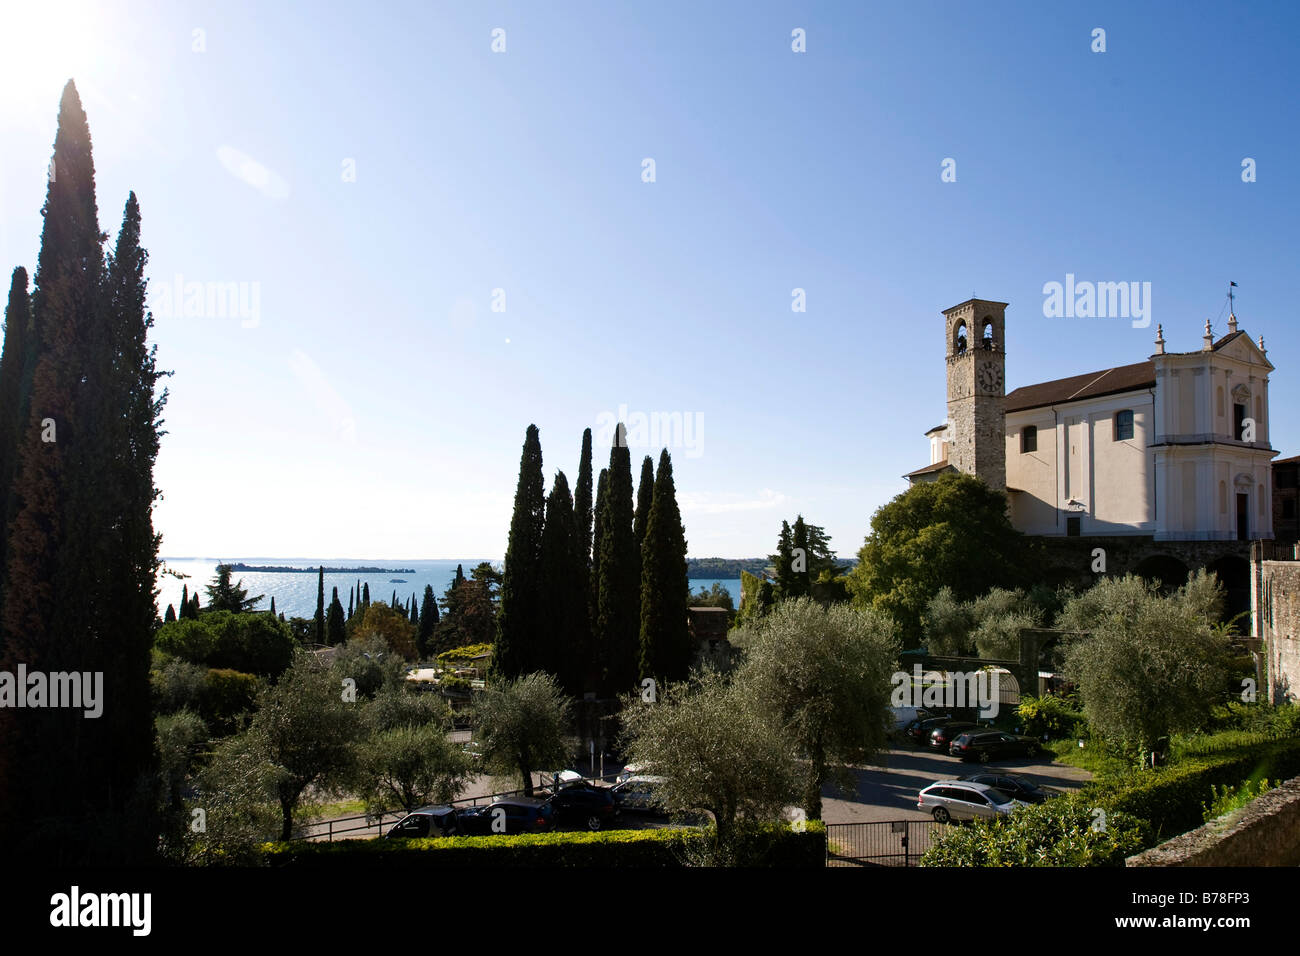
[944,298,1007,491]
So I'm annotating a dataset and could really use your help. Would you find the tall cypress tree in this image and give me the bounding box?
[597,424,639,694]
[163,604,176,623]
[574,427,593,564]
[774,520,796,598]
[638,449,691,682]
[634,455,654,552]
[0,268,33,599]
[362,581,371,608]
[417,583,438,658]
[496,424,546,679]
[313,566,325,644]
[326,586,346,645]
[390,588,398,610]
[347,586,353,620]
[540,471,585,690]
[179,583,190,619]
[790,515,811,598]
[269,595,276,617]
[589,467,609,691]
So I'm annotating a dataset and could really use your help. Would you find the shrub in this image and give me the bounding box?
[920,796,1149,867]
[200,669,262,736]
[1017,695,1087,741]
[152,657,209,715]
[257,821,825,868]
[155,611,296,678]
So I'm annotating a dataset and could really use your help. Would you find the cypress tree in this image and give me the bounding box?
[588,467,608,691]
[597,424,639,694]
[634,455,654,551]
[638,449,691,682]
[409,593,418,624]
[0,267,33,597]
[774,520,795,598]
[417,583,438,657]
[390,589,397,610]
[453,564,465,589]
[541,471,587,696]
[326,586,346,645]
[362,582,370,607]
[790,515,811,598]
[496,424,546,680]
[269,595,276,617]
[179,583,190,619]
[190,593,200,616]
[313,566,325,644]
[574,427,593,564]
[354,578,360,614]
[163,604,176,623]
[347,586,353,620]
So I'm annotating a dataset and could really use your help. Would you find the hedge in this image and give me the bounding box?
[921,736,1300,866]
[258,822,826,868]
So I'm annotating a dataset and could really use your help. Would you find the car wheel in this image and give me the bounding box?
[586,814,602,832]
[1026,743,1039,758]
[977,749,990,762]
[932,806,951,824]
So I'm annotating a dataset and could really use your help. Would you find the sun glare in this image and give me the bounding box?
[0,0,104,105]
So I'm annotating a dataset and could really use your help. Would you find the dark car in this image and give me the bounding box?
[455,798,554,835]
[950,730,1042,762]
[929,721,980,749]
[957,772,1059,804]
[547,782,617,831]
[902,716,960,746]
[611,775,669,817]
[385,805,460,839]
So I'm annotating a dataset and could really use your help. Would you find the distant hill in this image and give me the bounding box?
[686,557,856,579]
[228,562,417,574]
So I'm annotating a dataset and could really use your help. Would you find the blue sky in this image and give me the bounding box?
[1,1,1295,559]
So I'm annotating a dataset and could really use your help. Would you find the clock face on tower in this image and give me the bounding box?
[977,361,1002,393]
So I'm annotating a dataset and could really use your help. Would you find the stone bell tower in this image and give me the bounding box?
[944,298,1007,491]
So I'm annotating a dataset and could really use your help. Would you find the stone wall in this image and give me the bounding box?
[1252,544,1300,704]
[1126,774,1300,866]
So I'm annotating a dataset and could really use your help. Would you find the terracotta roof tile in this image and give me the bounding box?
[1005,360,1155,413]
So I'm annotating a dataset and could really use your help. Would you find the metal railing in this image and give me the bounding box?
[825,820,944,867]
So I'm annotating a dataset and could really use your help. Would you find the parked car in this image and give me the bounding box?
[455,797,554,835]
[957,772,1059,804]
[902,716,960,746]
[929,721,980,749]
[546,782,617,831]
[611,775,669,817]
[891,706,934,732]
[917,781,1027,823]
[385,805,460,839]
[950,730,1042,762]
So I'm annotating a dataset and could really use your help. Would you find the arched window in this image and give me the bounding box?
[981,318,994,350]
[1114,409,1134,441]
[954,321,968,354]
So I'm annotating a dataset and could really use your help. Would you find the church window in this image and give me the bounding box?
[954,321,968,354]
[1114,409,1134,441]
[1021,426,1037,453]
[1234,403,1247,440]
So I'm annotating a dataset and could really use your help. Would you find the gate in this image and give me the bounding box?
[825,821,943,866]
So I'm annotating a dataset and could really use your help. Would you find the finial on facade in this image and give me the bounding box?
[1154,324,1165,354]
[1202,319,1213,351]
[1228,312,1238,333]
[1259,334,1266,356]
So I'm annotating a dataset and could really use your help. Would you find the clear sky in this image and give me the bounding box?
[1,1,1296,560]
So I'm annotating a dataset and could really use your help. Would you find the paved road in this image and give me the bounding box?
[821,746,1093,824]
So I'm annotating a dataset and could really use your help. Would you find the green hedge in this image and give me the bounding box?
[258,822,826,868]
[1016,695,1086,741]
[1086,737,1300,843]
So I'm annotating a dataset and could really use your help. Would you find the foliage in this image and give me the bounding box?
[151,657,210,715]
[416,584,439,658]
[364,684,453,734]
[496,424,547,679]
[155,610,296,678]
[437,643,493,664]
[1016,695,1086,741]
[257,821,825,868]
[618,670,799,844]
[472,672,573,796]
[348,601,417,660]
[639,449,692,684]
[326,587,346,646]
[200,668,262,736]
[204,563,264,614]
[540,470,587,696]
[331,634,407,699]
[736,570,766,625]
[352,723,474,814]
[437,578,497,653]
[846,473,1028,640]
[1057,573,1233,755]
[920,794,1150,867]
[1203,778,1276,823]
[596,425,640,694]
[731,598,901,819]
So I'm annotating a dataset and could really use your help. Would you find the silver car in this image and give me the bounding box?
[917,780,1027,823]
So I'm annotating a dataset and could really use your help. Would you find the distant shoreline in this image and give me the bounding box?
[227,562,418,574]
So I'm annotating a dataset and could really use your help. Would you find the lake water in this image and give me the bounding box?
[158,557,739,620]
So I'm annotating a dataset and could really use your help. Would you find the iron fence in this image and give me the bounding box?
[825,820,944,866]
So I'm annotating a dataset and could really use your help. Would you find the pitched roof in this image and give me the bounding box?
[903,461,957,479]
[1005,360,1155,413]
[1273,454,1300,467]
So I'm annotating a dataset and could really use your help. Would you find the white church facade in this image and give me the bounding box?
[906,298,1278,544]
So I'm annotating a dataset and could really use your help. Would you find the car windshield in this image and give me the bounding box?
[985,788,1014,805]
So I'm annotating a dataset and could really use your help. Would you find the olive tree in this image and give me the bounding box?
[472,672,572,795]
[731,598,900,819]
[618,671,799,847]
[1057,572,1231,759]
[353,724,474,814]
